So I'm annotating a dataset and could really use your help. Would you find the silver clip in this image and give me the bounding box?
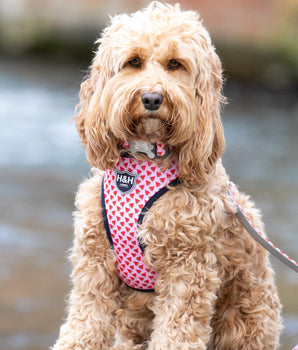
[128,140,156,159]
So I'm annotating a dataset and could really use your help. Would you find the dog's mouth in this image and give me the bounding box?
[128,116,173,144]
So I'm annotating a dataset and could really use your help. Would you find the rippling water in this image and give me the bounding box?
[0,59,297,350]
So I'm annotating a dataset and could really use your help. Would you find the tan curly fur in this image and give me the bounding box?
[52,2,282,349]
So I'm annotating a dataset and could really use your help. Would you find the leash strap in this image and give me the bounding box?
[228,183,298,273]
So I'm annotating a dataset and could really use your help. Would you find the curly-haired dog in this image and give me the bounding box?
[53,2,282,349]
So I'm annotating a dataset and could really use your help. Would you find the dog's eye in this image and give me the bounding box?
[168,59,182,70]
[128,57,142,68]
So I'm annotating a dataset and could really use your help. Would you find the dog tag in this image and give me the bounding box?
[127,140,155,159]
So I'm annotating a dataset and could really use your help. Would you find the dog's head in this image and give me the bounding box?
[75,1,225,185]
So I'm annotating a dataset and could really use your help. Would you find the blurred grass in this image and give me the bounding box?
[0,0,297,88]
[0,23,97,65]
[1,31,297,89]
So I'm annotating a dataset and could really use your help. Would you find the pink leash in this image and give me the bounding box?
[229,184,298,350]
[228,182,298,273]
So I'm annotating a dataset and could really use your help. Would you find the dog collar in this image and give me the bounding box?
[122,140,170,159]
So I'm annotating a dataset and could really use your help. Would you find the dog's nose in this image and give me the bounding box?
[141,92,163,111]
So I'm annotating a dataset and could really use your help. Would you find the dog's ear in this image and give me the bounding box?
[74,76,92,146]
[178,49,225,185]
[74,47,119,170]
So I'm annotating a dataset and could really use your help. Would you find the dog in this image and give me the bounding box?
[52,2,282,349]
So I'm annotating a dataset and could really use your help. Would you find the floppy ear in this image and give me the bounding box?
[178,49,225,185]
[74,44,119,170]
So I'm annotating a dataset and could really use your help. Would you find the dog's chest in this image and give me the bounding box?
[101,156,179,291]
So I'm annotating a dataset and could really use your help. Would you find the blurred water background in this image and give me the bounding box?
[0,0,297,349]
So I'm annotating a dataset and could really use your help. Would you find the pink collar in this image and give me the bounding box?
[122,140,171,159]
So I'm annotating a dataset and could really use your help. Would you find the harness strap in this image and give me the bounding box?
[228,182,298,273]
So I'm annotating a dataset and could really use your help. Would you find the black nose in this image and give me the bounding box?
[141,92,163,111]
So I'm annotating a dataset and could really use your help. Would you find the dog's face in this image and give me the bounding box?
[76,2,225,185]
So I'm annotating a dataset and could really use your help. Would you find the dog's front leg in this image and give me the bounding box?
[52,233,119,350]
[52,250,119,350]
[52,176,120,350]
[148,252,220,350]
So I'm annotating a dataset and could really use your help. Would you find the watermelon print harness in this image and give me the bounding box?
[101,155,179,291]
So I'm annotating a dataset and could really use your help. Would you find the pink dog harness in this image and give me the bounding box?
[101,155,179,291]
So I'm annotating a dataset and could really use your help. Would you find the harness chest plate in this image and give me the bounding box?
[101,156,179,291]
